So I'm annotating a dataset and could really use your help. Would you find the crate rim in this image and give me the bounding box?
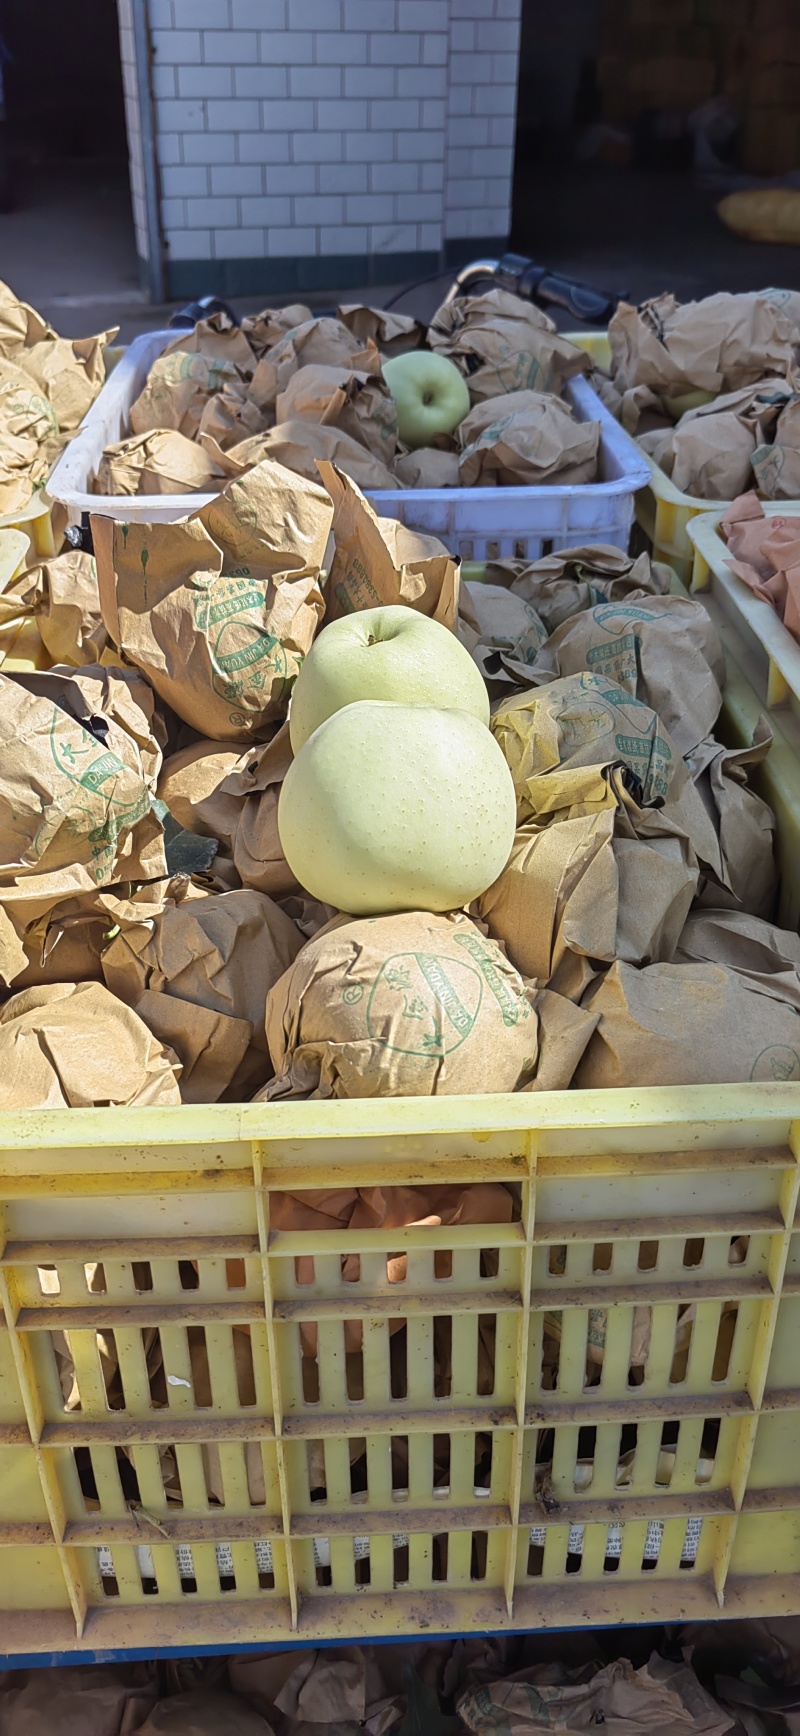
[2,1082,800,1149]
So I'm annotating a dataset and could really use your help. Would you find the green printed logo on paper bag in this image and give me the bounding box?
[366,951,482,1057]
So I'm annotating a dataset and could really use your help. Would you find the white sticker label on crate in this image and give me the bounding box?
[97,1539,274,1580]
[682,1517,702,1563]
[605,1524,623,1559]
[643,1520,664,1561]
[527,1517,696,1564]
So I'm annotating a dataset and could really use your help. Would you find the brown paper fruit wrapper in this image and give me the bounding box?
[319,462,458,626]
[487,543,671,635]
[491,671,687,824]
[0,664,166,984]
[17,327,116,432]
[102,883,303,1101]
[0,981,182,1109]
[338,300,426,357]
[393,446,461,489]
[458,1652,733,1736]
[528,592,725,757]
[135,1689,274,1736]
[93,427,225,496]
[217,722,296,896]
[609,289,796,396]
[458,389,600,488]
[0,1662,158,1736]
[481,804,698,1002]
[130,348,250,441]
[428,286,589,403]
[276,361,398,468]
[261,909,538,1100]
[0,547,108,666]
[676,906,800,1008]
[249,315,379,413]
[577,958,800,1089]
[157,738,243,851]
[204,417,399,492]
[91,456,332,741]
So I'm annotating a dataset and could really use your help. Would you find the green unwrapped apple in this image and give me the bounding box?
[278,699,516,914]
[382,350,471,449]
[289,603,489,751]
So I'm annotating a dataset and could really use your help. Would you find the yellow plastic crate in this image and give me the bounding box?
[2,586,800,1656]
[567,331,727,585]
[0,490,65,569]
[689,506,800,725]
[0,615,51,674]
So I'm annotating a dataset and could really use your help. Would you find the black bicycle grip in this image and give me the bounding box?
[169,295,240,330]
[532,272,622,324]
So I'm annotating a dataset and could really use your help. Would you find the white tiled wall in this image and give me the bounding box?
[119,0,521,282]
[445,0,522,244]
[117,0,151,261]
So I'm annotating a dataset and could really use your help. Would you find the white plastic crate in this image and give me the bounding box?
[48,328,651,559]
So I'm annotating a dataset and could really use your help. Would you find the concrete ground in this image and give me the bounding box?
[1,156,799,344]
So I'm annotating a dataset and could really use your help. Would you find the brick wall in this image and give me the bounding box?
[119,0,521,296]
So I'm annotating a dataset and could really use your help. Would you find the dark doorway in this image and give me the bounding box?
[0,0,141,333]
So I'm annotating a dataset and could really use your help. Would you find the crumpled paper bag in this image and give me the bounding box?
[428,287,589,403]
[232,1647,371,1725]
[338,302,426,357]
[639,378,792,499]
[676,906,800,1007]
[157,738,243,850]
[134,1690,274,1736]
[261,909,537,1099]
[93,428,224,496]
[577,957,800,1087]
[528,593,725,756]
[0,427,52,513]
[393,446,461,488]
[0,547,108,665]
[241,303,313,358]
[0,358,59,444]
[216,722,296,896]
[319,462,458,626]
[0,359,60,511]
[524,988,598,1090]
[480,806,697,997]
[276,363,398,467]
[0,981,182,1108]
[0,1661,158,1736]
[458,391,600,487]
[487,544,671,633]
[18,328,115,432]
[459,580,548,689]
[608,289,796,396]
[4,886,112,989]
[458,1653,732,1736]
[687,727,776,916]
[203,418,399,491]
[491,671,687,823]
[250,316,379,414]
[92,457,332,740]
[130,349,251,441]
[753,393,800,499]
[102,884,303,1100]
[0,278,56,355]
[0,663,166,983]
[196,377,266,450]
[134,986,252,1104]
